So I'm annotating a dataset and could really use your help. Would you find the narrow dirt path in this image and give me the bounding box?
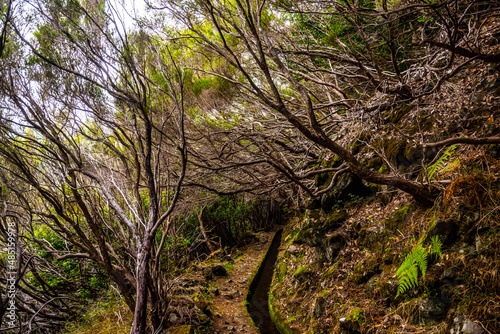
[208,230,276,334]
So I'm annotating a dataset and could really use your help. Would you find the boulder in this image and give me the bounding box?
[428,219,459,246]
[294,228,322,247]
[323,233,345,262]
[450,315,485,334]
[211,265,228,277]
[419,298,446,321]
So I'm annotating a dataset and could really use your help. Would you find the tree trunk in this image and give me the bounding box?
[130,240,152,334]
[197,205,215,253]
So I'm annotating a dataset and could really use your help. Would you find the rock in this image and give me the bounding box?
[305,209,322,220]
[440,267,459,282]
[223,325,235,332]
[352,257,381,284]
[313,296,326,318]
[287,244,301,255]
[169,312,179,323]
[322,209,348,230]
[305,197,321,210]
[358,225,385,250]
[194,312,210,326]
[365,275,379,295]
[419,298,446,321]
[210,286,220,296]
[380,279,399,301]
[339,308,364,332]
[428,219,459,246]
[211,265,228,277]
[294,228,322,247]
[223,289,241,300]
[323,233,345,262]
[451,315,485,334]
[461,320,485,334]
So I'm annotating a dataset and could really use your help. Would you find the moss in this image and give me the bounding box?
[386,205,413,231]
[293,265,311,278]
[347,307,365,324]
[293,228,321,247]
[351,257,381,284]
[167,325,194,334]
[378,137,406,162]
[278,262,287,282]
[322,209,348,230]
[378,163,388,173]
[269,294,296,334]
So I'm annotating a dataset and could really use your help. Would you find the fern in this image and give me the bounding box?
[395,236,444,297]
[430,235,443,259]
[396,245,427,297]
[426,144,460,180]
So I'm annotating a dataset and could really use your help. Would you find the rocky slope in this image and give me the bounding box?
[268,57,500,333]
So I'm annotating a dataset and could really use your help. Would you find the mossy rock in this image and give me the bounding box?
[385,205,413,231]
[351,257,381,284]
[322,209,348,230]
[357,225,385,250]
[167,325,193,334]
[312,295,326,318]
[293,265,312,281]
[339,307,365,333]
[379,279,399,303]
[305,209,322,221]
[426,218,460,246]
[293,228,322,247]
[322,233,346,262]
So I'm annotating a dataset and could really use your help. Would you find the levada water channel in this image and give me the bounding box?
[247,229,283,334]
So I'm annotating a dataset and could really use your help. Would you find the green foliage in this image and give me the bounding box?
[64,290,132,334]
[202,196,253,245]
[396,245,427,297]
[426,144,461,180]
[396,236,443,297]
[430,235,443,259]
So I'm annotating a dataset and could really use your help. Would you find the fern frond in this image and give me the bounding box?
[414,245,428,278]
[396,245,427,297]
[426,144,460,180]
[430,235,443,259]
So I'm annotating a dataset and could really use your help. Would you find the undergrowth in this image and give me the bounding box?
[64,291,132,334]
[396,236,442,297]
